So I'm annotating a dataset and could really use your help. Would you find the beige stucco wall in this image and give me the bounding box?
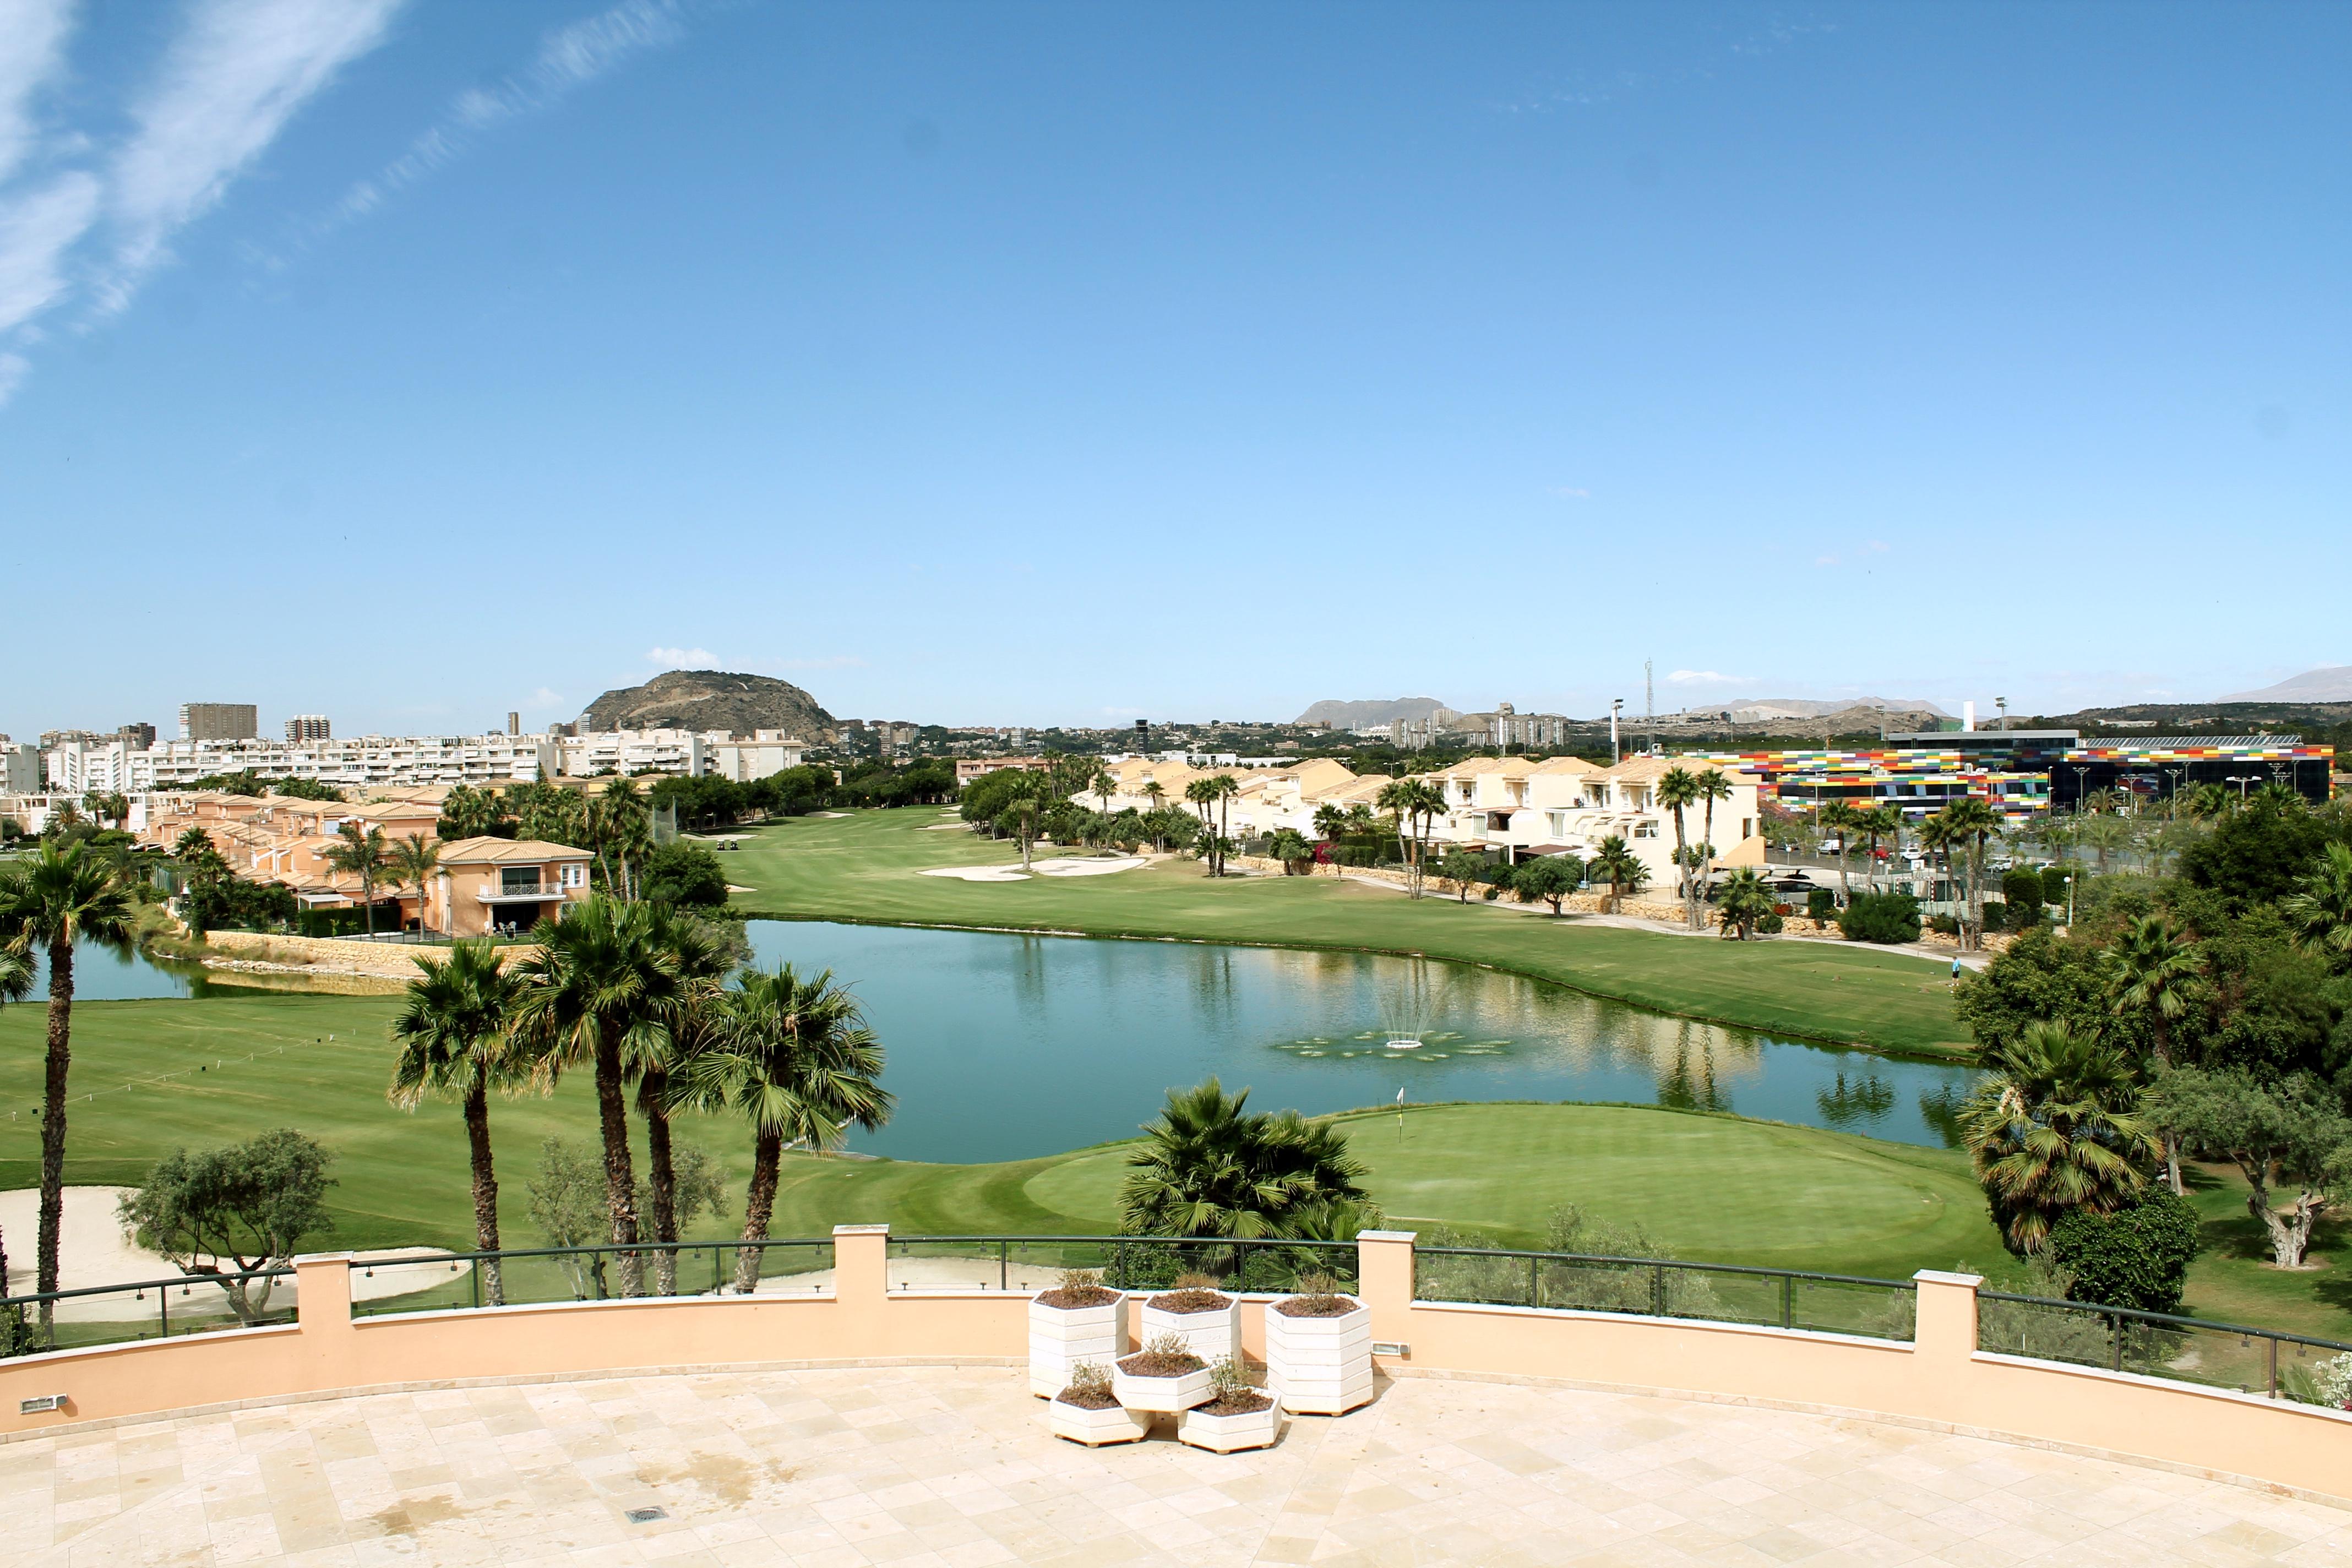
[4,1228,2348,1505]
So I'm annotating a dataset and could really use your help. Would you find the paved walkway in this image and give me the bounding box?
[8,1366,2345,1567]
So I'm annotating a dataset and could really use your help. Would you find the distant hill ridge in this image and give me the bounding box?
[583,669,837,741]
[2218,666,2352,703]
[1729,695,1952,719]
[1294,696,1457,728]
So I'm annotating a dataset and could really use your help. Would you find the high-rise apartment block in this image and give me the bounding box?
[286,715,332,743]
[179,703,258,742]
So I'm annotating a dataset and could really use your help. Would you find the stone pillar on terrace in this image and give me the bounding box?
[833,1224,890,1317]
[292,1252,357,1385]
[1356,1229,1417,1360]
[1912,1269,1982,1364]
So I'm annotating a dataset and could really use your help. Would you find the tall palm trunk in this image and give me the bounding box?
[2150,1021,2184,1195]
[733,1128,783,1293]
[643,1072,679,1294]
[36,937,74,1333]
[592,1037,645,1295]
[1668,807,1692,929]
[462,1080,505,1306]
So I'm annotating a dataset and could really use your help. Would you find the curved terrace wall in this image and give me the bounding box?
[4,1226,2348,1505]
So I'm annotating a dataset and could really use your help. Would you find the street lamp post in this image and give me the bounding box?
[2228,775,2255,805]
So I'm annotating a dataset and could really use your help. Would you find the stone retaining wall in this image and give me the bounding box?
[193,930,538,981]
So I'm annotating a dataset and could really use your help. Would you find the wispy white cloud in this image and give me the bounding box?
[527,686,564,708]
[0,0,78,187]
[0,349,28,405]
[94,0,404,315]
[294,0,685,251]
[1549,485,1591,499]
[1667,669,1752,686]
[0,169,98,336]
[647,646,715,668]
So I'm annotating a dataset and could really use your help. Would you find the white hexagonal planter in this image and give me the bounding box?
[1047,1396,1152,1446]
[1264,1295,1373,1415]
[1139,1293,1240,1366]
[1028,1291,1129,1399]
[1178,1392,1284,1453]
[1112,1356,1212,1413]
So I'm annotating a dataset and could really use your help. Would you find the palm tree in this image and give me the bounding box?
[1208,773,1240,874]
[678,963,894,1293]
[2078,812,2130,875]
[1715,868,1776,939]
[1694,767,1734,900]
[1142,780,1167,814]
[172,827,215,859]
[1091,770,1117,816]
[1588,835,1647,913]
[1817,801,1862,906]
[389,941,526,1303]
[2181,781,2233,821]
[591,777,652,899]
[2101,914,2202,1193]
[631,908,732,1293]
[1655,766,1702,928]
[2283,841,2352,968]
[1119,1077,1373,1248]
[0,842,136,1325]
[323,821,390,935]
[1958,1023,2156,1255]
[1934,798,2003,949]
[385,833,441,936]
[1184,777,1221,872]
[1859,804,1902,897]
[0,941,26,1354]
[508,896,686,1295]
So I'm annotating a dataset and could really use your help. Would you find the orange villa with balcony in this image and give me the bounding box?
[423,837,594,937]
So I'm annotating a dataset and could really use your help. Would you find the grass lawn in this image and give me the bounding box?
[723,808,1974,1059]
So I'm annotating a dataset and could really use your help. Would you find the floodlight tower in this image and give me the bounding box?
[1610,699,1624,764]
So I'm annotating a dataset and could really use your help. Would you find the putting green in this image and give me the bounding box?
[1020,1103,1999,1280]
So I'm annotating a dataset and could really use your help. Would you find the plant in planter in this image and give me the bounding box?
[1047,1360,1152,1446]
[1265,1273,1373,1415]
[1029,1267,1128,1399]
[1178,1356,1283,1453]
[1112,1331,1213,1413]
[1139,1271,1240,1366]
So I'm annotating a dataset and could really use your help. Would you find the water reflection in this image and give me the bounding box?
[744,922,1982,1163]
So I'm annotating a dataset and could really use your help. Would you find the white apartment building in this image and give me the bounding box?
[37,727,809,796]
[554,728,804,781]
[1415,755,1767,888]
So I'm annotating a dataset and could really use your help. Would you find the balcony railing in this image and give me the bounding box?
[477,881,556,901]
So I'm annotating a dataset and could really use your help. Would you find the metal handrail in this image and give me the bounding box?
[1975,1288,2352,1352]
[1414,1246,1914,1292]
[0,1267,292,1310]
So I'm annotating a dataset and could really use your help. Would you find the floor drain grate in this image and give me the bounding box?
[624,1507,668,1524]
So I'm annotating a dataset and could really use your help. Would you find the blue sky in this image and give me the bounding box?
[1,1,2345,738]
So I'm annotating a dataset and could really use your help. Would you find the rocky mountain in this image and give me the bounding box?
[1294,696,1458,729]
[2219,667,2352,703]
[582,670,837,741]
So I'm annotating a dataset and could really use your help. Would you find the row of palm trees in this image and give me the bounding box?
[390,896,892,1301]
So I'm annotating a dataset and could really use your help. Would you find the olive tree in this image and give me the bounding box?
[2140,1068,2351,1268]
[1510,854,1582,916]
[117,1129,336,1321]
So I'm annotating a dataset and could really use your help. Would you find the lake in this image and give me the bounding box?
[42,923,1981,1163]
[743,921,1980,1162]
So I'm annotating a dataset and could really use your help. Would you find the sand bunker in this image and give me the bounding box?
[920,823,973,830]
[0,1186,466,1321]
[920,866,1031,881]
[1032,857,1147,877]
